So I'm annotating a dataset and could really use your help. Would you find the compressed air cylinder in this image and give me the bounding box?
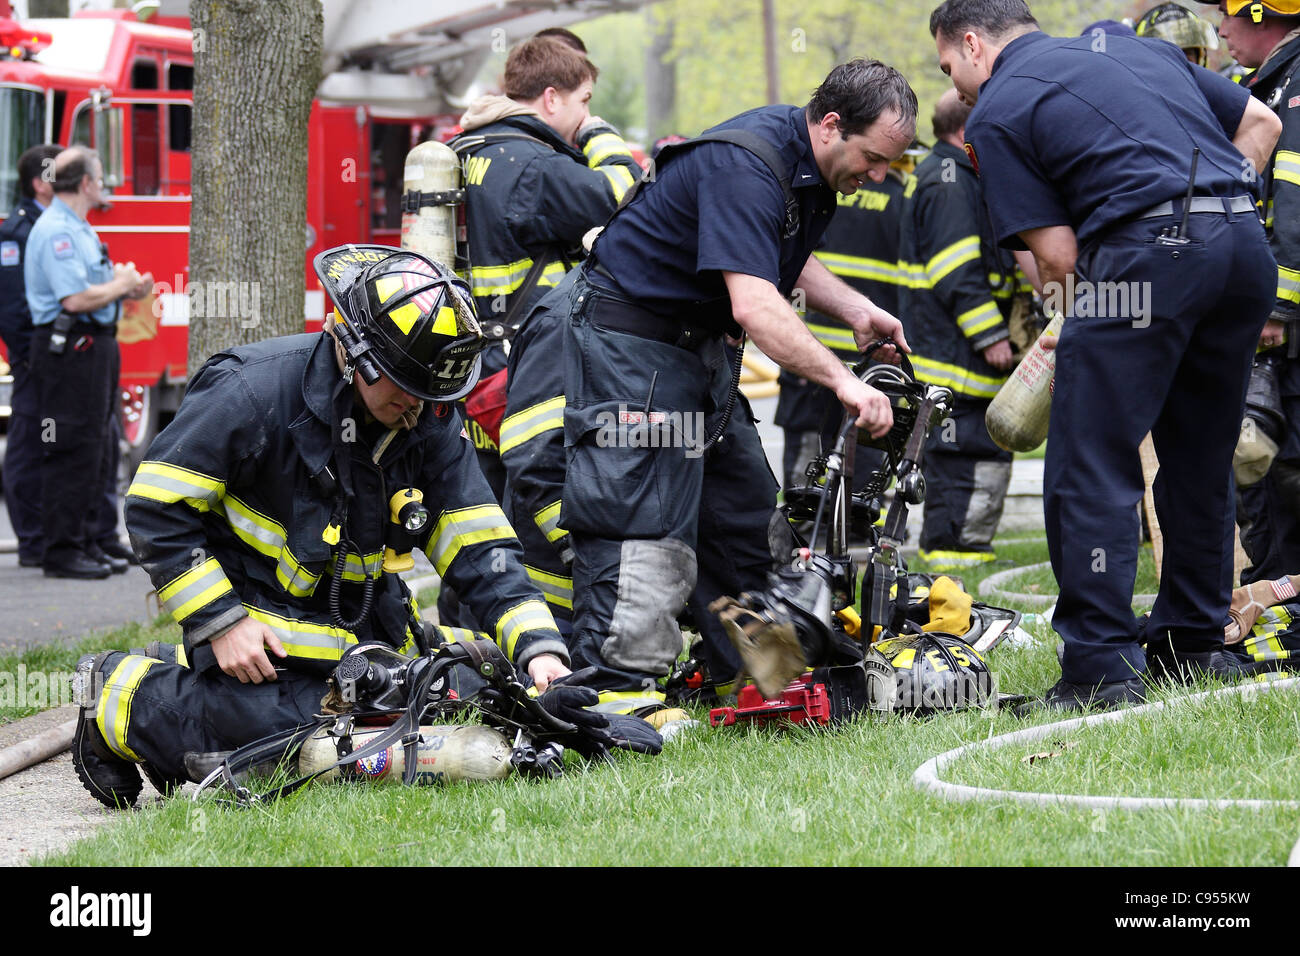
[400,140,460,265]
[984,311,1064,453]
[299,724,513,785]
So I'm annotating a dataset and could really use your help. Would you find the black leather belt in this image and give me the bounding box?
[585,287,716,352]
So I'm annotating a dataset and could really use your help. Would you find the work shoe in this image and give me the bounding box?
[71,715,143,809]
[70,654,142,809]
[1014,677,1147,717]
[1146,645,1279,686]
[95,538,138,564]
[86,543,129,575]
[44,552,111,580]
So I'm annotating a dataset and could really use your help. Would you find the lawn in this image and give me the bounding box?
[13,532,1300,867]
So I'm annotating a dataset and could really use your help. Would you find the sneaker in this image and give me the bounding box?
[1015,677,1147,717]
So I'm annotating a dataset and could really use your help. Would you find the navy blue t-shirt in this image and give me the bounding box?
[966,31,1253,248]
[592,105,836,317]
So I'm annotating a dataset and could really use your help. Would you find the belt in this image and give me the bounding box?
[585,287,716,352]
[1135,195,1255,220]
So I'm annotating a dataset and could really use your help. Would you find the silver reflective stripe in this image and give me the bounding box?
[216,496,284,556]
[159,561,230,620]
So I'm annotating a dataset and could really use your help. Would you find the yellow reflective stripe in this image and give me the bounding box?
[526,564,573,611]
[321,550,384,582]
[244,606,357,661]
[127,461,224,511]
[592,690,666,715]
[919,548,995,567]
[495,599,558,659]
[158,557,235,623]
[1274,150,1300,188]
[470,258,567,297]
[470,257,533,297]
[956,300,1003,338]
[598,164,635,202]
[276,546,320,596]
[911,354,1004,399]
[896,259,928,289]
[535,499,566,543]
[433,625,479,645]
[424,504,516,576]
[805,321,857,352]
[584,132,634,166]
[214,494,283,559]
[96,655,156,761]
[1278,265,1300,304]
[814,250,901,284]
[926,235,981,285]
[499,395,565,455]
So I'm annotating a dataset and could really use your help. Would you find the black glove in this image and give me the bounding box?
[538,668,662,758]
[602,713,663,755]
[538,668,608,732]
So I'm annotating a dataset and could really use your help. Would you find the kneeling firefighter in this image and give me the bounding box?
[71,244,655,809]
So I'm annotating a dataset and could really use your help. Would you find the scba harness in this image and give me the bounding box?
[196,639,661,806]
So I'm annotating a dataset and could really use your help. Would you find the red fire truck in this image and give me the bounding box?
[0,6,458,466]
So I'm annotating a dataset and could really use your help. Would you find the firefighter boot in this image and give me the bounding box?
[1145,640,1274,685]
[71,654,142,809]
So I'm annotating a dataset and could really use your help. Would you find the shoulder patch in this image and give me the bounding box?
[51,234,74,259]
[0,241,18,267]
[1289,95,1300,109]
[963,143,979,177]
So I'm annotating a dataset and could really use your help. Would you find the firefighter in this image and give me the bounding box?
[70,245,572,808]
[774,145,914,497]
[450,34,640,489]
[441,34,641,628]
[931,0,1280,709]
[557,60,917,714]
[1205,0,1300,583]
[898,89,1028,571]
[1135,3,1221,66]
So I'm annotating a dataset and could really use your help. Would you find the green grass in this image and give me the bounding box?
[20,534,1300,866]
[0,616,176,724]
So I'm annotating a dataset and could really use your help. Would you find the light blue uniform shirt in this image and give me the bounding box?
[23,196,118,326]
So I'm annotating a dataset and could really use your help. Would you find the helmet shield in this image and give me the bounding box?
[314,244,484,402]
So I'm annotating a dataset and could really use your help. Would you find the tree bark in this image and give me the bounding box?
[187,0,321,369]
[644,8,677,141]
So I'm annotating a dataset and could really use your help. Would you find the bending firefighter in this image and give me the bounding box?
[71,245,574,808]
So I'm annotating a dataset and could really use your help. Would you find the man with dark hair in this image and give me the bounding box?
[1,143,62,568]
[445,34,641,628]
[1207,1,1300,593]
[533,26,587,53]
[899,88,1025,571]
[554,58,917,713]
[24,146,152,579]
[929,0,1282,709]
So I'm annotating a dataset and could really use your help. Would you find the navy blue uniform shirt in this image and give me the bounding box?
[592,105,836,317]
[967,31,1253,249]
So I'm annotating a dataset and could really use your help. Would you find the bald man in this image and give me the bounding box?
[24,146,152,579]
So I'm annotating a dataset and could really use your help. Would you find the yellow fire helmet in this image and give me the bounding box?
[314,244,484,402]
[1197,0,1300,22]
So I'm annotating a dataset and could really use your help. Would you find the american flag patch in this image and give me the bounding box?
[52,234,73,259]
[1289,95,1300,109]
[1271,577,1296,601]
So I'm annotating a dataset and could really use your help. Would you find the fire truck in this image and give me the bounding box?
[0,0,619,473]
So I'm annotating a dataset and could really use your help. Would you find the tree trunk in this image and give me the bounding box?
[187,0,321,370]
[644,9,677,141]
